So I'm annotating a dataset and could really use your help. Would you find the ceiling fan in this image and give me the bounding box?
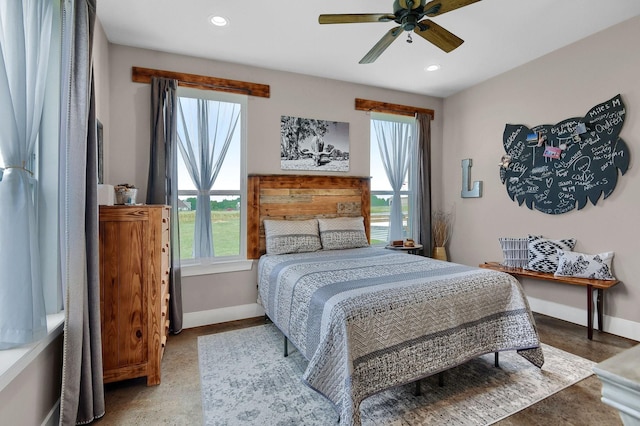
[319,0,481,64]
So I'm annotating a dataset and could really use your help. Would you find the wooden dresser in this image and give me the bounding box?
[99,205,170,386]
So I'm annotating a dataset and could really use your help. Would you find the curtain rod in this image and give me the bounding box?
[131,66,270,98]
[355,98,435,119]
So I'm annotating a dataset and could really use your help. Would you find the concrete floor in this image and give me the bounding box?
[99,313,637,425]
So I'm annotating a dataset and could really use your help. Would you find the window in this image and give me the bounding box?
[175,87,247,267]
[369,113,417,245]
[41,1,63,312]
[0,0,63,377]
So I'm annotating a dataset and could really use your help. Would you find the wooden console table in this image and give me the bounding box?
[479,262,620,340]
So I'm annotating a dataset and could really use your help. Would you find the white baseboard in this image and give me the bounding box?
[183,303,265,329]
[41,399,59,426]
[528,296,640,342]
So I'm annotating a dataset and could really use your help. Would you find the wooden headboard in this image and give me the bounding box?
[247,174,371,259]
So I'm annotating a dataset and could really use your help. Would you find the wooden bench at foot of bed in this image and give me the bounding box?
[479,262,620,340]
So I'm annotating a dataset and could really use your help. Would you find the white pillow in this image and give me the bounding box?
[263,219,322,255]
[317,216,369,250]
[555,250,616,280]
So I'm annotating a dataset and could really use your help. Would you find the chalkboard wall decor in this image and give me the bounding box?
[500,95,630,215]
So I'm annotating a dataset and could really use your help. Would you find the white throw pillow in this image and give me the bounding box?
[555,250,616,280]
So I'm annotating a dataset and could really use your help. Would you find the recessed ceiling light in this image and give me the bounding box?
[209,15,229,27]
[425,64,440,72]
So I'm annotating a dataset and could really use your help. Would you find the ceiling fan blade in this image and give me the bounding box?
[414,19,464,52]
[319,14,396,24]
[423,0,481,17]
[359,26,404,64]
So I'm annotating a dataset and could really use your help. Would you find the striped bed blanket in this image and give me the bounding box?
[258,247,544,425]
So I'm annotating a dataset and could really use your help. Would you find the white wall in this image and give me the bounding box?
[441,16,640,340]
[106,44,443,321]
[0,334,62,426]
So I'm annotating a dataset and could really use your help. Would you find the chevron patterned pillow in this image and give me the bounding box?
[526,235,576,273]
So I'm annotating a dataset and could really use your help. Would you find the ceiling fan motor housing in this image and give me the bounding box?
[401,14,419,31]
[393,0,433,31]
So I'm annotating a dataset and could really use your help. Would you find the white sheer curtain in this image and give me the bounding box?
[0,0,52,349]
[372,119,414,242]
[177,97,239,258]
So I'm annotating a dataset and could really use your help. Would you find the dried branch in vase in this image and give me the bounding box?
[432,208,454,247]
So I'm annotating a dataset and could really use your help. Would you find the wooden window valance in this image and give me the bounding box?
[131,66,270,98]
[355,98,434,119]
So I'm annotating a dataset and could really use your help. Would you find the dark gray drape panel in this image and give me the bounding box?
[58,0,105,424]
[147,77,183,333]
[416,113,433,257]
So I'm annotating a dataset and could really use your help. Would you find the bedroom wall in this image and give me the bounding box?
[105,44,443,325]
[0,334,63,426]
[441,16,640,340]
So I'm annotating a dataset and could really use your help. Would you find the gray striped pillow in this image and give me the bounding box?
[263,219,322,255]
[499,237,530,268]
[318,216,369,250]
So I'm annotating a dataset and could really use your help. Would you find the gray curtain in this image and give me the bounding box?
[372,119,413,241]
[147,77,183,333]
[416,113,433,256]
[176,97,239,258]
[58,0,105,424]
[0,0,51,349]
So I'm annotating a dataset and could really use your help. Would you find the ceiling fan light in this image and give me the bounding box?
[425,64,440,72]
[209,15,229,27]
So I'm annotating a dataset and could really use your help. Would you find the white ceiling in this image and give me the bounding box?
[97,0,640,98]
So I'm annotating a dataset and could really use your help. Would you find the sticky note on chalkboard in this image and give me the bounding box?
[543,146,562,159]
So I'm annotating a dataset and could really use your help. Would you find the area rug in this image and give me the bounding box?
[198,324,595,425]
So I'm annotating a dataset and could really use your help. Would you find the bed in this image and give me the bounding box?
[248,175,543,426]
